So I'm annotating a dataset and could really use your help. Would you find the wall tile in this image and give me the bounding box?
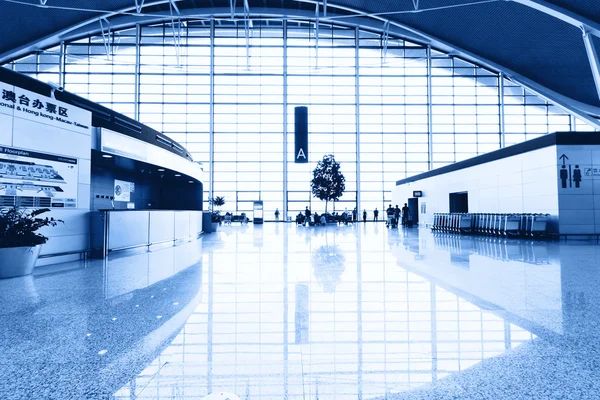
[523,195,557,213]
[559,194,595,210]
[560,224,596,235]
[556,146,593,165]
[559,209,595,226]
[522,166,557,184]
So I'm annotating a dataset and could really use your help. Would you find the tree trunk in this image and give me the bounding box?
[326,200,328,213]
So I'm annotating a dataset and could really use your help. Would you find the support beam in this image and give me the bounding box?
[511,0,600,38]
[315,3,319,69]
[427,45,433,170]
[58,41,65,88]
[230,0,236,19]
[412,0,419,11]
[499,72,505,148]
[583,30,600,102]
[283,19,288,222]
[39,0,47,5]
[134,24,141,121]
[209,18,215,206]
[355,26,361,219]
[381,20,390,64]
[99,19,112,60]
[244,0,250,70]
[168,2,182,66]
[169,0,180,14]
[134,0,145,13]
[323,0,327,17]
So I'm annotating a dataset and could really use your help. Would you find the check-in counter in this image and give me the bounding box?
[91,210,204,258]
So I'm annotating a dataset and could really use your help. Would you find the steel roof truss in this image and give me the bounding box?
[583,29,600,102]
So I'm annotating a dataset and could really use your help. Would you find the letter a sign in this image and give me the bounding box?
[296,148,306,161]
[294,106,308,164]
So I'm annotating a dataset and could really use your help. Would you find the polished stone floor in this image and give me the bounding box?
[2,223,600,399]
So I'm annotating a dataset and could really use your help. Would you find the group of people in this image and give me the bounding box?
[385,203,411,228]
[292,204,411,228]
[296,207,328,226]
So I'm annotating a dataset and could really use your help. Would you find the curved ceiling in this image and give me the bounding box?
[1,0,599,119]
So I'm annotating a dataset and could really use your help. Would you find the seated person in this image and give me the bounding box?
[312,212,319,226]
[320,214,327,225]
[296,213,305,225]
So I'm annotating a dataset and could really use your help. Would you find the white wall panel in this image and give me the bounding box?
[12,119,91,160]
[0,113,12,145]
[393,145,560,229]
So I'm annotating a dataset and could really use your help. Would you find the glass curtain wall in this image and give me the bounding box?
[4,18,597,216]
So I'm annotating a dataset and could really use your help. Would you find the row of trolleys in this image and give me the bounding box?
[432,213,550,237]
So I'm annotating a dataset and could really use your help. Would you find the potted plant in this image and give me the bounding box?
[0,207,63,279]
[208,196,226,232]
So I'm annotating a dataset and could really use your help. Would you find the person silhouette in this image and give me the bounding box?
[573,165,582,188]
[560,165,568,188]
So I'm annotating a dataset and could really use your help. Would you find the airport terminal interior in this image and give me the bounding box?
[1,0,600,399]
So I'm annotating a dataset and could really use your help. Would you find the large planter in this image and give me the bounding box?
[0,245,42,279]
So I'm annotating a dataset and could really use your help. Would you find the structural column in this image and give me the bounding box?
[209,19,215,204]
[499,72,505,148]
[427,45,433,170]
[283,19,288,221]
[355,27,361,215]
[58,41,66,88]
[134,24,141,121]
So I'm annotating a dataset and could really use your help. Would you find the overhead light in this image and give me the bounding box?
[102,154,113,158]
[189,180,193,183]
[98,349,108,356]
[158,168,165,172]
[175,174,181,177]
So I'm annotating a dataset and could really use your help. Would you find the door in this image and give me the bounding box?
[408,197,419,225]
[449,192,469,213]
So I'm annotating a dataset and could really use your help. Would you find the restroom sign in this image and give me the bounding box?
[558,154,582,189]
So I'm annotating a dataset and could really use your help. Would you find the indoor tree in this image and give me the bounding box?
[310,154,346,213]
[208,195,226,222]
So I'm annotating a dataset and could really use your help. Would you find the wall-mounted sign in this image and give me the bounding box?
[114,179,133,202]
[294,106,308,164]
[0,146,78,208]
[1,82,90,135]
[558,154,582,189]
[413,190,423,197]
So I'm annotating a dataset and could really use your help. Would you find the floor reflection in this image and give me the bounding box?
[0,240,203,399]
[115,224,536,399]
[5,223,600,399]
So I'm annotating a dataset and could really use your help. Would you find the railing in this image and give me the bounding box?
[431,213,550,237]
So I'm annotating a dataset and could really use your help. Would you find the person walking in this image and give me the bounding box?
[362,209,367,223]
[393,205,400,228]
[402,203,410,227]
[386,205,394,227]
[305,206,311,226]
[352,207,357,222]
[274,208,280,221]
[373,208,379,222]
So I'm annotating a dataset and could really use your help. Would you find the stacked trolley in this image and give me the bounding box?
[432,213,549,238]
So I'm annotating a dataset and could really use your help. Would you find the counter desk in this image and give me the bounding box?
[91,210,206,258]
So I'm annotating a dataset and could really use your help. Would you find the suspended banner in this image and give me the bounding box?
[294,106,308,164]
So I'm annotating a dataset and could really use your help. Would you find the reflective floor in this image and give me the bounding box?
[2,224,600,399]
